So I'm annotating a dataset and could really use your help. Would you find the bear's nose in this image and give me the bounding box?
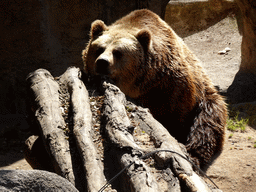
[95,58,110,75]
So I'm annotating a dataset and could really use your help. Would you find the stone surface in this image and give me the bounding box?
[227,0,256,103]
[0,170,78,192]
[236,0,256,74]
[165,0,238,38]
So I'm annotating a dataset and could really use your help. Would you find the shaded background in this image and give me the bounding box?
[0,0,239,117]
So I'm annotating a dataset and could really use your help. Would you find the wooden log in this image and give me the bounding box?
[102,82,160,191]
[129,98,214,192]
[26,69,75,185]
[24,135,54,172]
[26,68,222,191]
[120,154,160,192]
[131,105,193,174]
[102,82,216,192]
[59,67,106,192]
[103,82,142,150]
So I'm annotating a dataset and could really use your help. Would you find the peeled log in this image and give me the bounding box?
[102,82,160,191]
[25,68,222,192]
[102,82,142,150]
[132,105,193,175]
[26,69,75,185]
[59,67,106,192]
[121,154,160,192]
[131,101,213,192]
[102,82,215,192]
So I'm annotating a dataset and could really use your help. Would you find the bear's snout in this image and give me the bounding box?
[95,58,110,75]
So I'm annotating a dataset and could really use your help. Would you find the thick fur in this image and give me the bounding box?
[82,9,227,166]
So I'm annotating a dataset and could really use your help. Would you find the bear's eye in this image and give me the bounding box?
[95,47,105,57]
[113,50,122,59]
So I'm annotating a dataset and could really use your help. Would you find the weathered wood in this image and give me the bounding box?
[26,69,75,185]
[102,82,215,192]
[102,82,160,191]
[132,105,193,174]
[121,154,160,192]
[131,103,213,192]
[103,82,142,150]
[26,68,222,192]
[59,67,106,192]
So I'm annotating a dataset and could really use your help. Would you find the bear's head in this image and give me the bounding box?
[82,20,152,98]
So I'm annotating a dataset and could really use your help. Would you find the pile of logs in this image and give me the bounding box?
[24,67,222,192]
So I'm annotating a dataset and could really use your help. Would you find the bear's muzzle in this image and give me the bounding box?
[95,58,110,75]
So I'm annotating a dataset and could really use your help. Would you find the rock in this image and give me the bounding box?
[0,170,78,192]
[218,47,231,54]
[165,0,237,37]
[225,47,231,52]
[236,0,256,74]
[218,50,226,55]
[227,0,256,103]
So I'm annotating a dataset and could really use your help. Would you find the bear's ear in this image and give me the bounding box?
[91,20,107,39]
[136,30,151,51]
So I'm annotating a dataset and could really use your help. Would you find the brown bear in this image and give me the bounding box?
[82,9,227,166]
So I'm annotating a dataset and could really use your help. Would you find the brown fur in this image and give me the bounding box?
[82,9,227,166]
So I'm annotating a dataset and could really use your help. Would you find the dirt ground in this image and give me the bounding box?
[1,15,256,192]
[183,16,256,192]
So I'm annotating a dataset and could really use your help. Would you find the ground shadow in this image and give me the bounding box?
[227,71,256,104]
[0,114,30,168]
